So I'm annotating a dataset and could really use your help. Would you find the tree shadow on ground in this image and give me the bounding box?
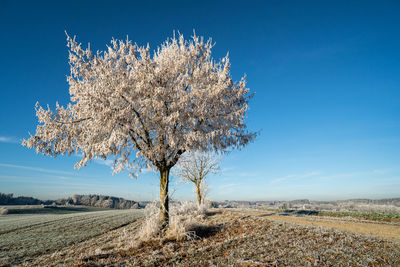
[255,213,276,217]
[281,209,319,216]
[205,210,222,217]
[187,224,221,238]
[7,206,106,215]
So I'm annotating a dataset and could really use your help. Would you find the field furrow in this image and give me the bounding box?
[0,209,143,265]
[0,210,110,234]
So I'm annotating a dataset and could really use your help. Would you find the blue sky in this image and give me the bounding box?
[1,0,399,201]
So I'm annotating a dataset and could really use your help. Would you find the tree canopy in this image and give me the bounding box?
[23,32,256,227]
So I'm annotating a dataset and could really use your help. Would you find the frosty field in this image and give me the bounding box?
[1,206,400,266]
[0,208,143,265]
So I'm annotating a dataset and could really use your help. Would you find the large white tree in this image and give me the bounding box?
[23,32,255,229]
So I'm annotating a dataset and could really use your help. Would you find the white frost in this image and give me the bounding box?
[22,32,256,177]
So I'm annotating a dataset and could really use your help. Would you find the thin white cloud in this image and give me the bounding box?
[217,183,241,191]
[94,159,114,167]
[70,153,157,180]
[236,171,260,177]
[221,165,260,178]
[318,169,394,181]
[271,171,321,184]
[220,166,236,172]
[76,153,114,168]
[0,163,74,175]
[93,159,155,177]
[0,174,73,184]
[215,183,242,196]
[372,169,391,175]
[0,136,19,144]
[51,175,71,180]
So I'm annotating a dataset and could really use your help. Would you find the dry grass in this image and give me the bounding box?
[267,214,400,242]
[27,209,400,266]
[137,201,209,242]
[0,208,8,215]
[230,208,400,242]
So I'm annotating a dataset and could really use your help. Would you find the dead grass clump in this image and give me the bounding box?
[136,202,161,240]
[137,201,211,242]
[0,208,8,215]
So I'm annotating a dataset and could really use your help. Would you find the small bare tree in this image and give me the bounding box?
[174,151,220,205]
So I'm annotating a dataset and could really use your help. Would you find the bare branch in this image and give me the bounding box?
[173,151,220,204]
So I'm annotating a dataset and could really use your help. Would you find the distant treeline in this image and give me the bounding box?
[286,198,400,207]
[59,194,139,209]
[0,193,140,209]
[212,198,400,210]
[0,193,42,205]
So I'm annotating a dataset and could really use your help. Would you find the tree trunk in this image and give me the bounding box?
[159,168,170,230]
[196,184,202,206]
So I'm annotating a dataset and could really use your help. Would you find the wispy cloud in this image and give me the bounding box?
[214,183,244,197]
[0,163,74,175]
[220,166,236,172]
[217,183,241,191]
[221,166,260,178]
[94,159,114,167]
[318,169,393,181]
[92,158,154,176]
[75,153,114,168]
[271,171,321,184]
[231,171,260,178]
[0,136,19,144]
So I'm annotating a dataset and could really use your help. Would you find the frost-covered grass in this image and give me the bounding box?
[0,207,112,234]
[0,209,143,265]
[5,208,400,266]
[137,201,209,242]
[319,210,400,222]
[257,205,400,223]
[0,205,109,215]
[71,210,400,266]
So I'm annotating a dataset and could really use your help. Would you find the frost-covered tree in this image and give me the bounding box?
[22,32,255,229]
[174,151,220,205]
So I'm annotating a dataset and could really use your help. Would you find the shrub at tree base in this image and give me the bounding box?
[137,201,209,242]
